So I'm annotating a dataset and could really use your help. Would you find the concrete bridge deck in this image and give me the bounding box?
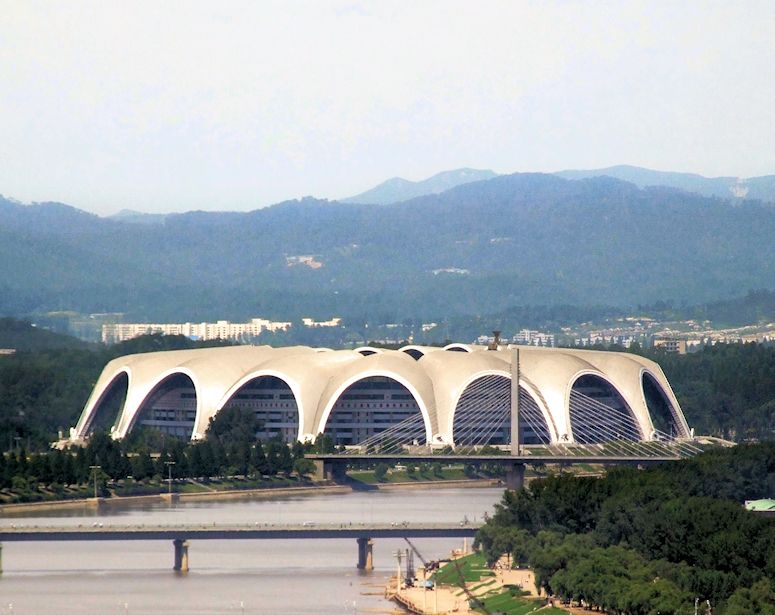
[0,522,480,573]
[0,521,480,542]
[306,453,681,464]
[306,452,680,488]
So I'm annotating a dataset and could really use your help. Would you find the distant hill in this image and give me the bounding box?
[340,168,498,204]
[0,317,88,351]
[555,165,775,203]
[109,209,167,225]
[2,174,775,322]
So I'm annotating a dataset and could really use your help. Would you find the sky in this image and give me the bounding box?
[1,1,774,216]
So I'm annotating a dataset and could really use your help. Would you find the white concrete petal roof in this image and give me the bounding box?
[419,350,511,443]
[72,344,690,445]
[313,351,438,441]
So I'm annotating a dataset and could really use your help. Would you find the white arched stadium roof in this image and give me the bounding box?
[71,344,690,445]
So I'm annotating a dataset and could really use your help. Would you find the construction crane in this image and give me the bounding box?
[403,537,493,615]
[403,537,431,571]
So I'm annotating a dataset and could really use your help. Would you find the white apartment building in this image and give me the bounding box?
[102,318,292,344]
[513,329,556,347]
[301,317,343,328]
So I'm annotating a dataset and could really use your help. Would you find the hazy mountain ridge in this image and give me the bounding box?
[555,164,775,203]
[2,174,775,321]
[340,167,498,204]
[109,209,168,225]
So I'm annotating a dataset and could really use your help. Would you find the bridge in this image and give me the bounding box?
[307,452,686,489]
[0,522,480,573]
[306,348,705,488]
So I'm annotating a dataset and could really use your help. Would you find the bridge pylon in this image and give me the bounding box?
[510,348,520,456]
[173,538,189,573]
[505,462,525,491]
[356,537,373,571]
[313,458,347,482]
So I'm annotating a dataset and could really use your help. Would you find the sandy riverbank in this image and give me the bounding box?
[0,478,501,515]
[389,553,542,615]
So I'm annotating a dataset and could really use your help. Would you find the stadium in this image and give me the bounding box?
[70,343,691,450]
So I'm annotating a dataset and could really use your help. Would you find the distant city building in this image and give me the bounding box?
[653,338,688,355]
[431,267,470,275]
[574,334,642,349]
[512,329,556,347]
[301,317,343,328]
[102,318,292,344]
[285,255,324,269]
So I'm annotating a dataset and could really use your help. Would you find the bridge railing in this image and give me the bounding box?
[0,521,482,532]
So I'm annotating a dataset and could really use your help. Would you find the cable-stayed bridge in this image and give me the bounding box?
[306,352,705,488]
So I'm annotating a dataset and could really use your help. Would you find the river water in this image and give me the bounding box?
[0,486,504,614]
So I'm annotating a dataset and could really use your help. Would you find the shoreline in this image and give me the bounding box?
[388,552,545,615]
[0,477,501,515]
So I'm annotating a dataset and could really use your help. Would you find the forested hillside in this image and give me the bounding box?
[0,317,89,351]
[644,343,775,440]
[556,165,775,203]
[3,174,775,322]
[340,167,497,204]
[0,331,232,450]
[477,443,775,614]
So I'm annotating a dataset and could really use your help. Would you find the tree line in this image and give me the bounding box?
[0,329,234,451]
[476,443,775,614]
[634,342,775,441]
[0,406,334,501]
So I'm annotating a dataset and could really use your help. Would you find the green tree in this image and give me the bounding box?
[131,449,155,480]
[726,578,775,615]
[374,462,389,482]
[293,458,315,480]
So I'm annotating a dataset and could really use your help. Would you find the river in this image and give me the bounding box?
[0,486,504,614]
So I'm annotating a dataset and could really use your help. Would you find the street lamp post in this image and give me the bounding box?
[89,465,101,499]
[165,461,176,495]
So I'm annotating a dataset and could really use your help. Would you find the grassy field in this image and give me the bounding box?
[432,552,569,615]
[111,475,306,496]
[433,552,494,584]
[348,466,470,484]
[0,483,93,504]
[472,590,567,615]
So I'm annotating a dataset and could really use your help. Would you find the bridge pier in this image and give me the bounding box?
[0,542,3,575]
[356,537,373,571]
[313,459,347,482]
[173,539,189,573]
[504,462,525,491]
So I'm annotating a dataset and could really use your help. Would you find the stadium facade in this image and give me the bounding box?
[70,344,690,447]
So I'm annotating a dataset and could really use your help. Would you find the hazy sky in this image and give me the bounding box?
[1,1,774,215]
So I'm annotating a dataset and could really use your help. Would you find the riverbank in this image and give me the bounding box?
[388,551,567,615]
[0,477,500,514]
[0,486,503,615]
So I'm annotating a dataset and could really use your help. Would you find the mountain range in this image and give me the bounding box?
[340,164,775,206]
[339,168,498,205]
[104,165,775,223]
[3,171,775,323]
[555,165,775,203]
